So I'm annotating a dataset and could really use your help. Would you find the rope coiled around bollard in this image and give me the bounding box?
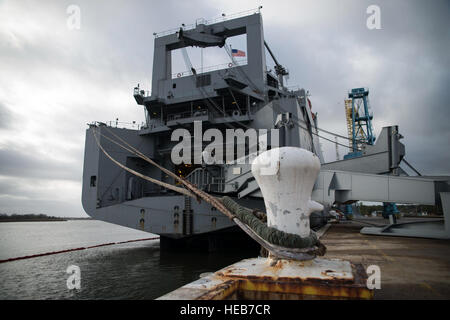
[220,196,323,250]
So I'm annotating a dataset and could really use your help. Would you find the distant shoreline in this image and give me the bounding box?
[0,218,67,222]
[0,218,92,223]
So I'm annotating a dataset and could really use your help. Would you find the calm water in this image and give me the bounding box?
[0,220,255,299]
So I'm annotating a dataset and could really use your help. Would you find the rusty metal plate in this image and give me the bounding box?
[158,257,372,300]
[216,257,354,283]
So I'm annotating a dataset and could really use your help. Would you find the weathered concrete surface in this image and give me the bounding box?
[321,221,450,299]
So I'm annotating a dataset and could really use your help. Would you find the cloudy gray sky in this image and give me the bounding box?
[0,0,449,217]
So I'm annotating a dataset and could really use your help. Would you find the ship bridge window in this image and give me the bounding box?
[90,176,96,187]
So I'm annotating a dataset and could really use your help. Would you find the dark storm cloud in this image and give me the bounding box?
[0,145,80,181]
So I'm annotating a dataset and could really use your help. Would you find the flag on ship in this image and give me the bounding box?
[232,49,246,57]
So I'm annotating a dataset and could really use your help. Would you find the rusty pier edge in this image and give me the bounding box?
[157,257,373,300]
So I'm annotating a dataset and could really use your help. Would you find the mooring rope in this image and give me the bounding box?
[94,127,236,220]
[92,128,194,198]
[220,196,321,249]
[92,126,326,258]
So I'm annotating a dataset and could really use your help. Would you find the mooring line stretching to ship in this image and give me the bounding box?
[91,126,326,260]
[82,10,450,249]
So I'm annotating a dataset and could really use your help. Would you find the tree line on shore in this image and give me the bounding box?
[0,213,66,221]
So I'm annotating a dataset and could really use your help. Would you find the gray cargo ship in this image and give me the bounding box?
[82,10,449,249]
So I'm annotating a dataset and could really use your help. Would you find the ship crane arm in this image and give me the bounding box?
[264,40,289,87]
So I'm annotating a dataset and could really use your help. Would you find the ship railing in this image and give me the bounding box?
[154,7,262,38]
[133,87,150,97]
[185,168,225,193]
[92,120,143,130]
[143,119,165,130]
[166,110,209,123]
[171,60,247,79]
[205,7,262,25]
[186,168,211,191]
[286,85,301,92]
[166,109,252,124]
[210,177,225,193]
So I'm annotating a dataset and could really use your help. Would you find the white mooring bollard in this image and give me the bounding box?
[251,147,324,238]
